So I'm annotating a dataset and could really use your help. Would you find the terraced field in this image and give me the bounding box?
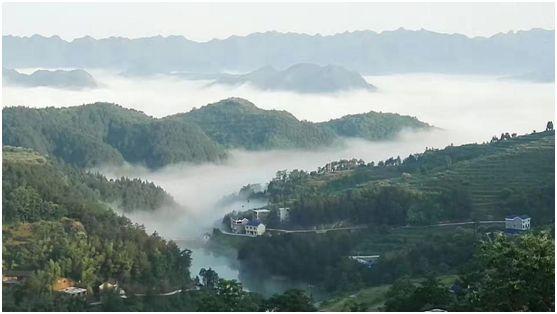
[404,131,554,219]
[2,146,48,165]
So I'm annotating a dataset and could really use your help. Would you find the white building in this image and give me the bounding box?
[278,207,290,222]
[252,209,270,220]
[230,217,249,233]
[505,215,531,233]
[245,220,266,236]
[62,287,87,298]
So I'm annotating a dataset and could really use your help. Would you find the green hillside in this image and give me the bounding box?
[3,98,431,169]
[255,130,555,227]
[402,132,555,219]
[2,103,226,168]
[319,111,430,141]
[2,147,191,310]
[171,98,336,150]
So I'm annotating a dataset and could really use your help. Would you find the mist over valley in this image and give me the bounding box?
[2,6,555,310]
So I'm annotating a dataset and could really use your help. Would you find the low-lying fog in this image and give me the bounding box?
[4,70,554,292]
[3,70,554,135]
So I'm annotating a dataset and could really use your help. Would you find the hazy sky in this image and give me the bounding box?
[2,2,555,41]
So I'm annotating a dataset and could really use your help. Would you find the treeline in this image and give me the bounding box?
[78,173,177,212]
[288,184,472,227]
[2,148,191,310]
[3,98,430,169]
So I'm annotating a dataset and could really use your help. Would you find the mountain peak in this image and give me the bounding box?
[215,97,258,108]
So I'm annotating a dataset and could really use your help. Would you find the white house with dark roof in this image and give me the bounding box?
[505,215,531,234]
[245,219,266,236]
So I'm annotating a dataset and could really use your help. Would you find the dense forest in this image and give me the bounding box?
[2,147,191,309]
[3,98,430,169]
[2,103,225,169]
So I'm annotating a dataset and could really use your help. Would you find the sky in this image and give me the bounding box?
[2,2,555,41]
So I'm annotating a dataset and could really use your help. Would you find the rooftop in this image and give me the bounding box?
[63,287,87,294]
[505,215,531,220]
[246,219,263,227]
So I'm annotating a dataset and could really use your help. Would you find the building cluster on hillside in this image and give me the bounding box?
[317,158,366,174]
[229,207,291,236]
[230,217,266,236]
[230,208,270,236]
[2,272,127,301]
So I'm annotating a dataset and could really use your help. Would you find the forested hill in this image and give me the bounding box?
[2,103,227,168]
[169,98,336,150]
[255,129,555,227]
[318,111,430,141]
[3,98,431,168]
[2,146,191,310]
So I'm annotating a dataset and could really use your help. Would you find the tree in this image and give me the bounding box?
[199,268,219,289]
[384,277,451,311]
[265,289,316,311]
[461,232,554,311]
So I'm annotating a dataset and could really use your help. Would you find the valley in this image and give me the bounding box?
[1,7,555,310]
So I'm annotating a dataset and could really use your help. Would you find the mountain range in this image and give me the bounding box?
[2,98,431,168]
[3,68,98,89]
[3,28,554,80]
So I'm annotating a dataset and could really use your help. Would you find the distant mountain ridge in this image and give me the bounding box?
[3,98,431,168]
[3,28,554,79]
[212,63,377,93]
[3,68,98,89]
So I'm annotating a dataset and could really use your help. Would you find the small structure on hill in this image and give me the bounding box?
[252,209,270,220]
[53,277,76,292]
[505,215,531,234]
[245,220,266,236]
[230,217,249,234]
[62,287,87,298]
[278,207,290,222]
[349,255,380,268]
[2,270,32,285]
